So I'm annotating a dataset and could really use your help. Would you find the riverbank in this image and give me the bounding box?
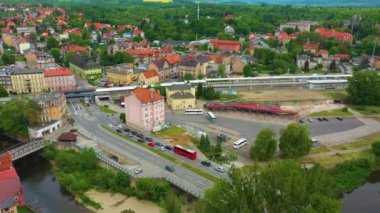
[85,190,160,213]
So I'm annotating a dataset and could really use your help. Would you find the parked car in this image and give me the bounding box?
[165,165,175,172]
[155,142,163,147]
[124,128,130,132]
[116,129,122,133]
[148,142,155,147]
[317,118,323,121]
[145,136,153,141]
[137,133,144,138]
[215,166,225,173]
[323,117,329,121]
[299,119,304,123]
[131,131,138,135]
[158,146,165,151]
[134,168,143,175]
[201,161,211,167]
[336,117,343,121]
[137,138,145,143]
[164,145,173,151]
[308,118,313,122]
[126,133,133,137]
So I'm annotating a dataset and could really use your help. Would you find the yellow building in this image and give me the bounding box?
[106,64,134,85]
[10,67,46,94]
[166,84,196,110]
[32,92,68,123]
[139,69,159,85]
[69,55,102,79]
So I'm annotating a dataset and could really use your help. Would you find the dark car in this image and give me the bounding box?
[116,129,122,133]
[299,119,304,123]
[124,128,130,132]
[131,131,138,135]
[201,161,211,167]
[165,165,175,172]
[317,117,323,121]
[336,117,343,121]
[164,145,173,151]
[137,133,144,139]
[155,142,163,147]
[145,136,153,141]
[137,138,145,143]
[323,117,329,121]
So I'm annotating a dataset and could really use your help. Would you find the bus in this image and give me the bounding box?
[207,111,216,123]
[173,145,197,160]
[185,109,203,115]
[233,138,248,149]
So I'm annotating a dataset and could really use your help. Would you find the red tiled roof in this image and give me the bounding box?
[210,39,240,51]
[0,168,22,203]
[166,55,181,65]
[225,15,233,20]
[318,49,329,56]
[209,55,224,63]
[94,22,111,30]
[132,88,164,104]
[133,29,144,36]
[44,68,73,77]
[161,47,173,54]
[128,48,157,56]
[64,28,81,34]
[142,69,158,79]
[63,45,87,52]
[334,54,351,59]
[303,43,319,51]
[0,152,12,172]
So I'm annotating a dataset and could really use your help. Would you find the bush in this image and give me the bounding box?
[371,141,380,156]
[133,179,171,202]
[342,107,348,112]
[79,194,102,209]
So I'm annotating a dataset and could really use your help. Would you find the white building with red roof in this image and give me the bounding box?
[124,88,165,131]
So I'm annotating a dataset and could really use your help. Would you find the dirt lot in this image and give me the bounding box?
[154,126,194,147]
[238,89,331,102]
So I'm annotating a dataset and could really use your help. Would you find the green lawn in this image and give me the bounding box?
[350,105,380,115]
[98,105,117,114]
[15,55,25,61]
[219,94,240,101]
[309,146,330,154]
[310,108,353,117]
[322,90,348,99]
[301,150,373,168]
[102,126,219,182]
[155,126,186,137]
[332,133,380,151]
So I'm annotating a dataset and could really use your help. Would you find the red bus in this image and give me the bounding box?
[173,145,197,160]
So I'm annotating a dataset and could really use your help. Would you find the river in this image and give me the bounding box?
[14,153,89,213]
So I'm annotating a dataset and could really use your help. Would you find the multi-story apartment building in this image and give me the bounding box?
[44,67,76,92]
[106,63,134,85]
[124,88,165,131]
[69,54,102,79]
[25,51,57,69]
[0,66,14,91]
[10,67,46,94]
[165,84,196,110]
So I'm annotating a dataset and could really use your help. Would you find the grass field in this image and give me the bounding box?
[102,126,219,182]
[349,105,380,115]
[332,133,380,151]
[321,90,348,99]
[301,150,373,168]
[310,108,353,117]
[238,89,330,102]
[219,94,239,101]
[309,146,330,154]
[98,105,117,114]
[154,126,191,146]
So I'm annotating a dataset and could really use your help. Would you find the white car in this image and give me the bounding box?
[158,146,165,151]
[134,168,143,175]
[108,124,113,128]
[215,166,225,173]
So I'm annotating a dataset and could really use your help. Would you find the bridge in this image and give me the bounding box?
[8,140,47,161]
[64,88,95,99]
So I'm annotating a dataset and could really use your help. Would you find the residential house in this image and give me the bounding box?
[231,57,245,75]
[29,92,67,138]
[0,152,24,213]
[10,67,46,94]
[316,28,353,44]
[16,36,30,54]
[165,84,196,110]
[16,27,36,35]
[128,48,158,60]
[279,21,318,32]
[297,55,322,70]
[210,39,240,52]
[25,51,56,69]
[276,32,297,44]
[178,58,201,79]
[69,54,102,79]
[124,88,165,131]
[106,63,134,85]
[224,25,235,35]
[139,69,159,85]
[148,58,171,81]
[303,43,319,54]
[2,33,14,47]
[62,45,88,55]
[0,66,16,91]
[44,67,76,92]
[165,54,181,78]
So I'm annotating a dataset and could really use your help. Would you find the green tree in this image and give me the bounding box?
[196,83,203,98]
[200,134,205,150]
[2,51,15,65]
[215,140,222,156]
[113,51,134,64]
[371,141,380,156]
[347,71,380,106]
[279,123,312,158]
[0,96,41,136]
[303,60,309,72]
[160,192,182,213]
[217,64,226,78]
[250,128,277,161]
[47,37,59,50]
[119,113,126,123]
[243,64,255,77]
[204,160,340,213]
[133,36,143,42]
[329,59,337,71]
[184,73,194,81]
[0,85,8,97]
[203,135,211,152]
[50,48,62,63]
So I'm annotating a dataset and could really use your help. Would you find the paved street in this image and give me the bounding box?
[67,98,231,197]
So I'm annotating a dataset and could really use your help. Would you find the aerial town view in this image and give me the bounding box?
[0,0,379,212]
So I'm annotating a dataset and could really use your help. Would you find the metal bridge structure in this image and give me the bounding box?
[9,140,46,161]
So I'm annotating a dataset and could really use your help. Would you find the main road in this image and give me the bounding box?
[67,98,228,197]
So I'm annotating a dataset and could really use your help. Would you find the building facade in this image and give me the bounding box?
[166,84,196,110]
[106,63,134,85]
[25,51,56,69]
[44,67,76,92]
[69,55,102,79]
[124,88,165,131]
[0,66,14,91]
[139,69,159,85]
[10,67,46,94]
